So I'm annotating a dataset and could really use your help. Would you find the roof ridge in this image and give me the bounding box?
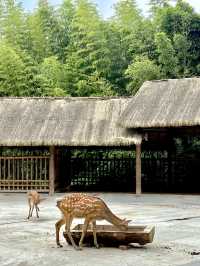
[147,76,200,83]
[0,96,133,101]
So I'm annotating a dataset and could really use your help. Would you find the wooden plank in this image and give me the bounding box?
[3,159,6,181]
[0,159,3,190]
[49,146,55,196]
[12,158,15,189]
[22,158,24,190]
[0,189,49,193]
[35,158,38,188]
[17,159,20,190]
[44,158,47,180]
[39,158,42,190]
[0,158,1,180]
[26,158,29,190]
[136,144,142,195]
[8,159,10,190]
[0,179,49,191]
[0,179,49,183]
[0,156,49,159]
[31,158,33,185]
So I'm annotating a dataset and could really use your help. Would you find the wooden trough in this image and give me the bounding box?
[64,224,155,247]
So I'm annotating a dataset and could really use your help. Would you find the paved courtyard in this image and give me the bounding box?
[1,193,200,266]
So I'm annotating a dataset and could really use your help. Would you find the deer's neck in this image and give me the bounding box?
[104,207,124,228]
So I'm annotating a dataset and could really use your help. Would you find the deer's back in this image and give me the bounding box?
[27,190,40,204]
[58,194,107,218]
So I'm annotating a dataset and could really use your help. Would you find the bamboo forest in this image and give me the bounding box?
[0,0,200,97]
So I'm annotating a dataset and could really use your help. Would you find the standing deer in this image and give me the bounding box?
[27,190,46,219]
[55,193,131,250]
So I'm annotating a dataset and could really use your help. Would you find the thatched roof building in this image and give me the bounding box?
[119,78,200,128]
[0,97,141,146]
[118,77,200,195]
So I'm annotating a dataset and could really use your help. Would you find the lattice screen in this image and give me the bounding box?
[68,149,135,192]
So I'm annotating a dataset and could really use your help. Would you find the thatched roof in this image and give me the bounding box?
[119,78,200,128]
[0,97,141,146]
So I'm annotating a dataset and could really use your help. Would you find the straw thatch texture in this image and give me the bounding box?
[0,97,141,146]
[119,78,200,128]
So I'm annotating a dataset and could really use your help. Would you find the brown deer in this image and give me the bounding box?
[27,190,46,219]
[55,193,131,250]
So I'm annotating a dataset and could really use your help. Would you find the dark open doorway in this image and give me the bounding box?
[142,131,200,193]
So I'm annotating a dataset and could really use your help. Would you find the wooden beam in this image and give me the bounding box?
[49,146,55,196]
[136,144,142,195]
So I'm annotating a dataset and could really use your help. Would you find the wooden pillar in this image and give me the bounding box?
[49,146,55,196]
[167,130,173,192]
[136,144,142,195]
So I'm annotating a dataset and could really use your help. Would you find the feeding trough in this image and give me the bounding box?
[63,224,155,247]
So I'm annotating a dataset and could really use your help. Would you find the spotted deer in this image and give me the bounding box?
[27,190,46,219]
[55,193,131,250]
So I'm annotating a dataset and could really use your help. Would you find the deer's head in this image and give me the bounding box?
[56,200,62,209]
[118,218,132,231]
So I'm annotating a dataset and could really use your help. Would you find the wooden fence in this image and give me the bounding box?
[0,156,49,192]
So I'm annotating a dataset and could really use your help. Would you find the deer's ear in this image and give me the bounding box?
[126,219,132,224]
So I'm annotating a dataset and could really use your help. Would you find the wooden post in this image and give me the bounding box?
[167,130,173,192]
[136,144,142,195]
[49,146,55,196]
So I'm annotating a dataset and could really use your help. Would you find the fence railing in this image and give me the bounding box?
[142,156,200,193]
[0,156,49,192]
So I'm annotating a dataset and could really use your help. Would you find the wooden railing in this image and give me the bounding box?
[0,156,49,192]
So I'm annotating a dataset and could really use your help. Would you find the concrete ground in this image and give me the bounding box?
[1,193,200,266]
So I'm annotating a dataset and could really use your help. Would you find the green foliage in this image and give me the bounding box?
[0,43,27,96]
[58,0,75,62]
[64,0,115,96]
[149,0,170,15]
[113,0,141,29]
[109,0,144,94]
[125,56,161,94]
[0,0,29,50]
[154,3,192,37]
[0,0,199,96]
[173,33,190,76]
[155,32,178,77]
[26,0,61,61]
[38,56,67,96]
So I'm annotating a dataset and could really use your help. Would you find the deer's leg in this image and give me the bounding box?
[35,204,39,218]
[27,198,32,219]
[55,218,65,248]
[92,220,99,248]
[27,204,32,219]
[65,216,80,250]
[79,218,90,249]
[30,204,34,218]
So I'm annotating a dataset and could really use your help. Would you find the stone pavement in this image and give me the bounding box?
[1,193,200,266]
[181,262,200,266]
